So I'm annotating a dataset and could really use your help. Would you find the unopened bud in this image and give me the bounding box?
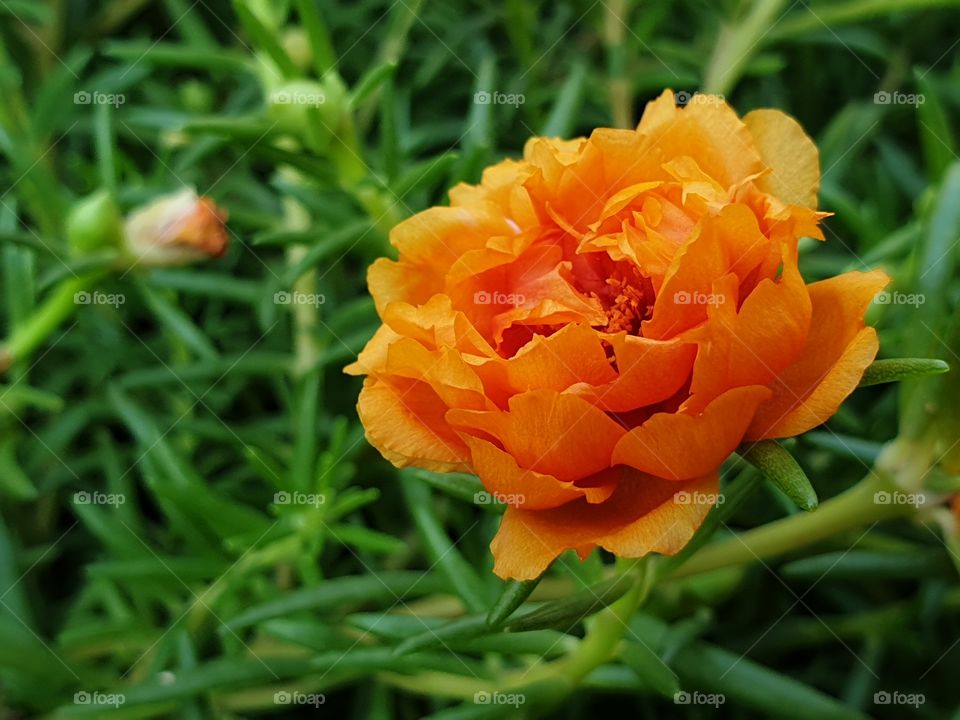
[282,28,313,72]
[122,188,228,267]
[66,190,123,255]
[267,74,347,151]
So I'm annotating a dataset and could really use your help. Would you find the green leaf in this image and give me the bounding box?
[540,61,588,138]
[506,574,633,632]
[915,69,955,182]
[401,476,492,612]
[621,641,680,698]
[860,357,949,386]
[403,468,489,508]
[350,62,398,110]
[393,614,491,656]
[328,524,406,555]
[231,0,299,77]
[780,550,950,581]
[486,578,541,627]
[221,572,447,631]
[138,283,219,361]
[670,637,867,720]
[739,440,818,511]
[293,0,337,76]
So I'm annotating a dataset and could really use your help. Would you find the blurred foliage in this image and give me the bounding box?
[0,0,959,718]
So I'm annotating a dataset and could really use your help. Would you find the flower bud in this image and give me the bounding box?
[66,190,123,255]
[267,74,348,151]
[282,28,313,72]
[122,188,228,267]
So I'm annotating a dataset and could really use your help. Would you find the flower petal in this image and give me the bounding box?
[568,334,696,412]
[491,471,719,580]
[612,385,772,480]
[465,436,615,511]
[468,323,618,406]
[746,270,888,439]
[685,247,812,411]
[642,205,772,339]
[357,377,470,472]
[744,109,820,209]
[447,390,625,482]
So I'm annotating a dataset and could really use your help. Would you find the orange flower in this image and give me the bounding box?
[346,90,888,580]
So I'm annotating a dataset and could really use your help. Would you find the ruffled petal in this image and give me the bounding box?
[744,109,820,209]
[568,334,696,412]
[468,323,618,406]
[465,436,615,511]
[491,471,719,580]
[612,385,771,480]
[746,270,888,439]
[357,377,470,472]
[685,246,812,411]
[642,204,772,339]
[447,390,625,482]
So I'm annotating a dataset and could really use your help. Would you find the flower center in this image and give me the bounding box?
[593,265,655,335]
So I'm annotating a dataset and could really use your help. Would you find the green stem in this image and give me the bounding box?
[703,0,789,96]
[604,0,633,129]
[0,274,101,372]
[670,471,912,579]
[556,562,647,682]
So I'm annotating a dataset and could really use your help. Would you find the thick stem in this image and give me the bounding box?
[703,0,789,96]
[0,274,100,373]
[670,471,912,579]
